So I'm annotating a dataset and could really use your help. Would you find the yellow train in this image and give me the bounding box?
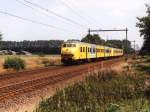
[61,41,123,64]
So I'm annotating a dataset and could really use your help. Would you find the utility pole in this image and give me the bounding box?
[88,28,128,55]
[125,27,128,55]
[134,41,136,55]
[88,28,91,35]
[130,40,136,56]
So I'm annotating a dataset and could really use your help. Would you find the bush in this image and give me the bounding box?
[135,63,150,74]
[41,58,55,67]
[38,52,45,57]
[3,57,26,70]
[145,56,150,63]
[34,70,150,112]
[41,59,50,67]
[123,56,128,62]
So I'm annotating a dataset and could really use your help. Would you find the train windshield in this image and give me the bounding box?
[63,44,76,47]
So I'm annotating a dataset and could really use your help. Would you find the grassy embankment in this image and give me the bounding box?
[34,56,150,112]
[131,55,150,74]
[0,55,61,73]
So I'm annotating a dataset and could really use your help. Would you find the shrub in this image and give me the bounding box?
[41,59,50,67]
[38,52,45,57]
[107,103,120,112]
[124,56,128,62]
[3,57,26,70]
[145,57,150,63]
[41,58,55,67]
[34,70,150,112]
[135,64,150,74]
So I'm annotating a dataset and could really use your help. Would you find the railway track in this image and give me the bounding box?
[0,58,122,101]
[0,67,87,101]
[0,66,64,81]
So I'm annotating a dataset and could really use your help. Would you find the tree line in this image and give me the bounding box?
[81,34,134,54]
[0,34,134,54]
[137,4,150,55]
[1,40,63,54]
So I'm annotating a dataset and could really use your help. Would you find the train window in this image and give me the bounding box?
[86,47,87,52]
[63,44,66,47]
[93,48,95,53]
[65,44,76,47]
[80,47,82,52]
[83,47,85,52]
[72,44,76,47]
[105,49,111,53]
[67,44,71,47]
[109,50,111,53]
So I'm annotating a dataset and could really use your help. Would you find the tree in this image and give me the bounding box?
[105,40,123,48]
[136,4,150,55]
[1,40,63,54]
[0,33,2,41]
[81,34,105,45]
[105,39,134,54]
[122,39,134,54]
[0,33,2,50]
[81,34,134,53]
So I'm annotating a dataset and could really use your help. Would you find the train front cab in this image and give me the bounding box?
[61,43,79,64]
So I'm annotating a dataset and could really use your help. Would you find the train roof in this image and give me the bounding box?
[63,41,123,50]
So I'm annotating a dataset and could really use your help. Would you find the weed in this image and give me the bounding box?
[41,59,50,67]
[34,70,150,112]
[3,57,26,70]
[135,64,150,74]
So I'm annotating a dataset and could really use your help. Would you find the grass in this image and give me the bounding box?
[34,70,150,112]
[144,56,150,63]
[0,55,61,73]
[132,55,150,74]
[135,64,150,74]
[32,55,150,112]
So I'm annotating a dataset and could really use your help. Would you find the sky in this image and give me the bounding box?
[0,0,149,48]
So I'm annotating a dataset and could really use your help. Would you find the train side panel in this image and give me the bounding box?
[61,41,123,64]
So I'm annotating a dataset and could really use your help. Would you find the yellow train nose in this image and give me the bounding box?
[62,48,72,54]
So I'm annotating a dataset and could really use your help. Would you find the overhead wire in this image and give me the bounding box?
[15,0,84,35]
[59,0,91,26]
[22,0,88,28]
[64,0,100,28]
[15,0,53,18]
[0,10,78,33]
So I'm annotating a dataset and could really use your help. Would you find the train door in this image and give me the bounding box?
[79,45,82,59]
[91,45,96,59]
[96,48,97,59]
[109,48,111,57]
[86,47,88,59]
[104,46,106,58]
